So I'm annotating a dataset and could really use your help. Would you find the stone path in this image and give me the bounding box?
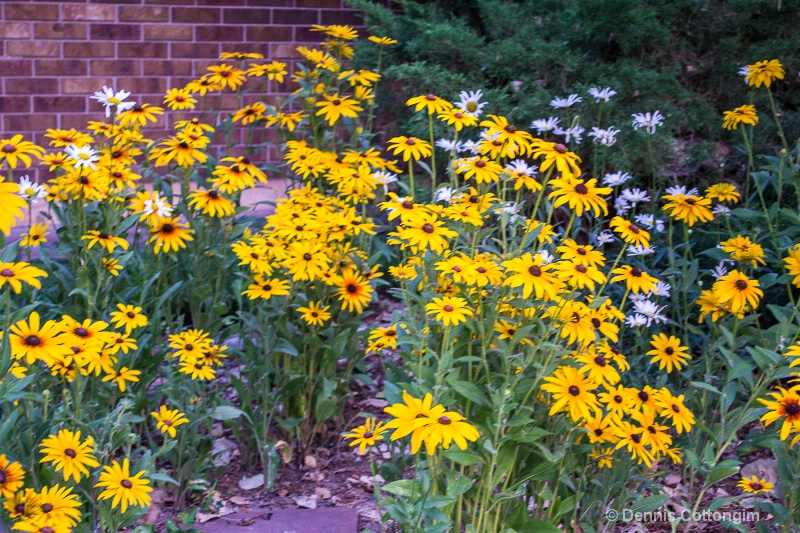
[197,509,359,533]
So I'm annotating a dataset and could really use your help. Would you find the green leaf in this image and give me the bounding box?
[628,494,670,514]
[443,449,484,466]
[444,471,473,497]
[518,519,561,533]
[446,378,490,406]
[212,406,243,421]
[382,479,415,497]
[704,466,739,486]
[273,337,299,357]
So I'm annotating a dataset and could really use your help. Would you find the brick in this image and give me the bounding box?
[62,5,116,22]
[116,77,167,94]
[119,42,170,58]
[196,25,242,42]
[171,42,219,59]
[34,22,88,40]
[5,3,59,21]
[7,41,60,58]
[273,8,318,25]
[62,78,113,94]
[36,59,88,76]
[223,8,271,24]
[90,24,140,40]
[0,97,31,114]
[119,6,169,22]
[172,7,220,24]
[4,115,57,132]
[320,9,362,25]
[271,44,302,60]
[295,26,322,42]
[34,96,86,113]
[146,0,193,5]
[61,114,99,130]
[6,78,59,94]
[144,25,192,41]
[0,22,31,39]
[245,0,292,5]
[0,60,32,77]
[298,0,343,6]
[91,59,140,76]
[64,42,116,58]
[247,26,293,42]
[143,60,192,76]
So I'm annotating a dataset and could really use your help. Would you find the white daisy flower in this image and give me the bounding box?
[65,143,100,170]
[434,186,456,204]
[461,140,480,155]
[664,185,699,197]
[711,260,732,280]
[554,124,585,144]
[602,171,633,187]
[538,250,555,265]
[614,196,631,216]
[629,293,648,303]
[712,204,731,217]
[455,90,487,117]
[17,175,46,202]
[595,230,615,245]
[621,188,651,205]
[550,94,582,109]
[624,314,648,327]
[90,86,136,118]
[588,86,617,103]
[435,138,462,152]
[530,117,560,134]
[505,159,535,176]
[634,214,654,229]
[652,281,671,297]
[143,192,173,219]
[631,110,664,134]
[633,300,668,326]
[588,126,620,146]
[628,244,655,256]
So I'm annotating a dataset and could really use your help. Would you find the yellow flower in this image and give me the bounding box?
[0,262,48,293]
[0,178,27,235]
[315,93,363,126]
[81,230,129,253]
[207,64,247,90]
[163,88,197,110]
[425,296,473,326]
[712,270,762,314]
[343,418,389,455]
[548,177,611,216]
[109,304,148,334]
[719,235,766,267]
[151,406,189,438]
[661,194,713,226]
[737,475,774,495]
[386,136,432,161]
[20,222,50,247]
[530,140,582,179]
[646,334,691,373]
[0,134,45,169]
[722,104,758,130]
[39,429,100,483]
[757,386,800,440]
[297,301,331,326]
[609,265,659,294]
[187,189,235,218]
[414,405,480,455]
[102,366,141,392]
[0,454,25,498]
[705,183,740,203]
[148,217,194,254]
[609,216,650,247]
[743,59,784,88]
[337,271,373,313]
[541,366,600,422]
[406,94,453,115]
[95,458,153,513]
[368,35,398,46]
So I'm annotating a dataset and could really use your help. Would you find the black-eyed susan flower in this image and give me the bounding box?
[116,103,164,127]
[151,406,189,439]
[58,316,111,349]
[646,334,691,372]
[414,405,480,455]
[343,418,389,455]
[32,484,82,528]
[368,35,397,46]
[530,140,582,179]
[106,332,137,355]
[315,93,363,126]
[297,301,331,326]
[589,447,614,469]
[0,262,48,293]
[555,260,607,292]
[582,413,618,444]
[398,213,458,254]
[148,217,194,254]
[598,384,635,417]
[45,128,94,148]
[612,421,654,467]
[3,487,40,521]
[207,64,247,90]
[383,392,437,451]
[722,104,758,130]
[609,265,659,294]
[501,253,561,300]
[425,296,473,327]
[0,179,27,236]
[407,94,452,115]
[243,277,290,301]
[0,135,45,169]
[220,51,264,61]
[609,216,650,247]
[39,429,100,483]
[0,454,25,498]
[81,230,129,254]
[712,269,762,314]
[387,136,432,161]
[102,366,141,392]
[150,134,208,167]
[575,347,620,386]
[102,257,123,277]
[719,235,766,267]
[661,193,713,226]
[758,386,800,441]
[163,88,197,111]
[109,304,148,334]
[188,189,235,218]
[540,365,600,422]
[232,102,267,125]
[337,270,373,313]
[548,177,611,216]
[246,61,288,82]
[655,388,695,434]
[737,475,775,495]
[20,222,50,247]
[178,359,216,380]
[743,59,784,88]
[95,458,152,513]
[283,242,331,281]
[9,312,72,365]
[457,156,503,184]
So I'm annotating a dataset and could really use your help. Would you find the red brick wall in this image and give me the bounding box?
[0,0,365,165]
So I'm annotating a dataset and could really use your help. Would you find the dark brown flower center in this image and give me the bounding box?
[121,479,133,489]
[24,335,41,347]
[577,247,586,255]
[452,266,462,272]
[568,385,580,396]
[575,264,587,273]
[74,327,89,337]
[208,190,219,199]
[0,470,6,483]
[98,232,110,239]
[126,311,135,319]
[422,223,434,234]
[311,312,319,317]
[665,347,674,355]
[631,434,641,444]
[686,198,695,205]
[475,160,486,168]
[65,448,77,458]
[438,415,451,424]
[528,265,542,276]
[476,267,486,273]
[79,176,89,184]
[614,395,623,403]
[303,253,312,261]
[41,527,54,533]
[554,143,568,154]
[575,184,588,195]
[0,269,14,277]
[594,428,603,436]
[346,283,358,293]
[2,144,16,153]
[629,224,640,233]
[505,125,517,133]
[735,280,748,290]
[594,355,606,366]
[161,224,175,234]
[672,404,681,413]
[263,284,272,291]
[443,305,454,312]
[14,503,25,513]
[638,391,649,402]
[41,503,53,513]
[426,94,437,101]
[630,267,642,277]
[333,99,341,105]
[785,403,800,416]
[185,344,194,351]
[454,112,463,118]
